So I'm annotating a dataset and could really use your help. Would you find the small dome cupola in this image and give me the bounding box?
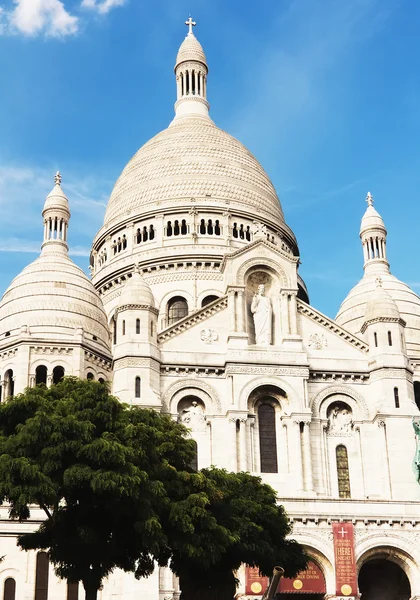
[173,17,210,121]
[41,171,70,255]
[360,192,389,275]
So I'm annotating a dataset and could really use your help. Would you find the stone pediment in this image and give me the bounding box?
[157,294,227,344]
[298,299,368,354]
[220,238,298,272]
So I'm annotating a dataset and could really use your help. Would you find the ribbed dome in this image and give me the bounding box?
[336,272,420,356]
[104,117,285,228]
[0,253,110,351]
[176,33,207,67]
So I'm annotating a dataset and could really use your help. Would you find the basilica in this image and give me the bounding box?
[0,19,419,600]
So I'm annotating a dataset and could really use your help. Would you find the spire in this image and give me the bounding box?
[41,172,71,255]
[172,18,210,122]
[359,191,389,275]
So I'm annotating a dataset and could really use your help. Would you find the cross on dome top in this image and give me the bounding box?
[366,191,374,206]
[185,16,196,35]
[55,171,62,186]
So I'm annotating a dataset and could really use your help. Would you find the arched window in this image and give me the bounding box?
[150,320,154,337]
[35,551,49,600]
[136,319,141,334]
[214,220,221,236]
[167,297,188,326]
[149,224,155,240]
[166,221,173,236]
[35,365,48,386]
[87,372,94,381]
[4,578,16,600]
[112,316,117,345]
[52,366,64,385]
[174,220,180,236]
[135,377,141,398]
[67,582,78,600]
[414,381,420,411]
[200,219,206,234]
[181,219,187,235]
[122,320,126,336]
[388,331,393,346]
[4,369,14,398]
[232,223,238,238]
[201,295,219,308]
[394,387,400,408]
[190,439,198,471]
[336,445,351,498]
[374,332,378,347]
[258,403,278,473]
[98,378,105,384]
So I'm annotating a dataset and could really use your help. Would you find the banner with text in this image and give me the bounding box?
[332,522,358,597]
[245,561,326,595]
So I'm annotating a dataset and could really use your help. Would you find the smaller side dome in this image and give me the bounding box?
[363,278,401,325]
[120,269,155,308]
[43,172,70,215]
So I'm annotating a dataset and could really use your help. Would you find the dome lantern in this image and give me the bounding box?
[41,171,71,256]
[360,191,389,275]
[173,17,210,121]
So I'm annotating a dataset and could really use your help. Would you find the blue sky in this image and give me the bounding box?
[0,0,419,319]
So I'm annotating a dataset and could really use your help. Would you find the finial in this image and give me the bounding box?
[375,276,383,288]
[185,16,196,35]
[366,191,374,207]
[55,171,62,186]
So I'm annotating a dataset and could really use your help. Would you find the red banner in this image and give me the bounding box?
[245,566,268,595]
[332,522,358,597]
[280,560,326,593]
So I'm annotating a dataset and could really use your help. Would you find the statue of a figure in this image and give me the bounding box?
[328,405,354,433]
[178,400,206,431]
[251,284,272,345]
[413,418,420,485]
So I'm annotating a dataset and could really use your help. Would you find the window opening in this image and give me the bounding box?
[167,297,188,326]
[35,365,48,386]
[258,402,278,473]
[336,445,351,498]
[388,331,392,346]
[394,387,400,408]
[135,376,141,398]
[35,552,49,600]
[52,366,65,385]
[136,319,141,334]
[374,332,378,347]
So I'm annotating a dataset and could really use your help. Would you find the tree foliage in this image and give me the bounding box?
[0,378,307,600]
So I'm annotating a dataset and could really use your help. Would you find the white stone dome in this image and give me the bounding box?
[120,271,155,307]
[336,272,420,356]
[363,283,401,324]
[103,116,285,230]
[0,252,110,351]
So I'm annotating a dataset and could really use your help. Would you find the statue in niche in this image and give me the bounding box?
[413,418,420,485]
[251,284,272,345]
[178,400,206,431]
[328,404,354,433]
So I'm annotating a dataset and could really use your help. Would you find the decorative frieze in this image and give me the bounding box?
[310,372,368,383]
[162,366,224,377]
[115,357,160,371]
[84,351,112,370]
[225,365,309,377]
[31,346,73,356]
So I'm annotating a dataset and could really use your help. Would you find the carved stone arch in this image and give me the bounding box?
[158,289,194,313]
[161,379,222,415]
[290,534,335,595]
[237,257,288,287]
[197,289,222,306]
[239,376,296,414]
[356,537,420,593]
[49,359,73,374]
[311,385,370,420]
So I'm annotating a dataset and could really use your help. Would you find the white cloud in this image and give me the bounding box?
[6,0,78,37]
[81,0,126,14]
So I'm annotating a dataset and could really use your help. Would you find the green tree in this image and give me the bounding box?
[0,378,307,600]
[165,468,308,600]
[0,378,195,600]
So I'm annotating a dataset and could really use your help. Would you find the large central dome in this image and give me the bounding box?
[103,116,285,228]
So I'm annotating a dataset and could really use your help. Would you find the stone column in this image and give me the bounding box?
[378,420,392,498]
[228,289,236,333]
[293,420,304,492]
[302,420,314,492]
[239,418,247,471]
[230,417,238,472]
[281,292,290,336]
[237,289,245,333]
[289,292,298,335]
[248,417,255,472]
[159,566,175,600]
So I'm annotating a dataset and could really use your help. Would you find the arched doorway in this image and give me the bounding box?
[359,558,410,600]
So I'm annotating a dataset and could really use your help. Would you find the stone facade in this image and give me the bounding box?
[0,22,419,600]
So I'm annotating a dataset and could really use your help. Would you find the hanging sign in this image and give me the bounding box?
[280,560,326,593]
[245,566,268,595]
[332,522,358,597]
